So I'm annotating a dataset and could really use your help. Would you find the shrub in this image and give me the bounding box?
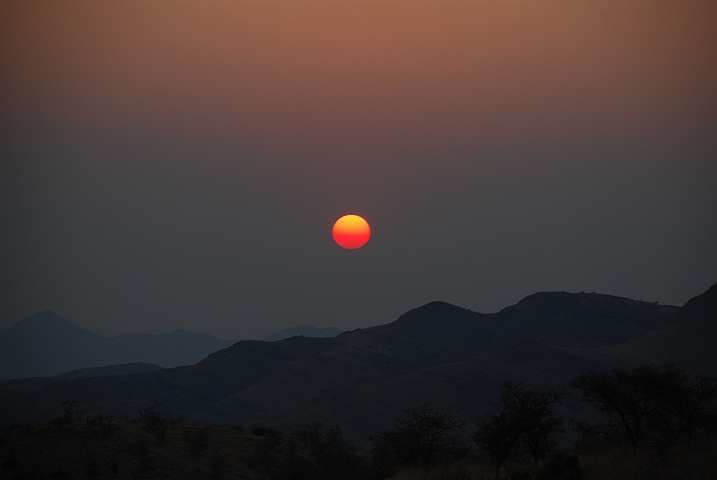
[250,423,390,480]
[139,404,167,441]
[50,399,84,430]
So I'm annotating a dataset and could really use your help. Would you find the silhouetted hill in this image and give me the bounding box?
[1,285,714,447]
[0,312,346,381]
[165,338,335,403]
[0,366,194,426]
[673,282,717,328]
[264,325,342,341]
[496,291,677,347]
[0,362,162,391]
[597,282,717,371]
[0,311,108,380]
[340,302,499,367]
[0,311,236,380]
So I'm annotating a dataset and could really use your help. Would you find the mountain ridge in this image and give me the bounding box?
[0,362,163,391]
[0,312,345,380]
[1,284,714,447]
[264,325,343,342]
[0,311,236,380]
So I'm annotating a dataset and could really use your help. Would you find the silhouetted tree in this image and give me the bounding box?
[473,410,522,479]
[370,404,469,468]
[570,363,717,452]
[473,382,565,479]
[665,371,717,441]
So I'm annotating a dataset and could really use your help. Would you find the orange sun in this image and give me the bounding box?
[332,214,371,249]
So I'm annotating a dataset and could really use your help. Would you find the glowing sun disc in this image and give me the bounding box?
[332,214,371,249]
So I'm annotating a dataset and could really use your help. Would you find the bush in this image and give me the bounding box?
[139,404,167,441]
[50,399,84,430]
[250,423,390,480]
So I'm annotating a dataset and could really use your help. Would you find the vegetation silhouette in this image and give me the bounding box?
[370,404,469,468]
[249,422,388,480]
[571,363,717,453]
[1,384,717,479]
[473,382,566,479]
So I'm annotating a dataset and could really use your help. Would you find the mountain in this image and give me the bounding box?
[0,285,714,447]
[0,362,162,391]
[596,283,717,371]
[0,311,236,380]
[264,325,343,341]
[0,311,344,381]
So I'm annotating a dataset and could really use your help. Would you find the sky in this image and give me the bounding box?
[1,0,715,340]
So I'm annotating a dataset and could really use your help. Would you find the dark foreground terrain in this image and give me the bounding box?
[2,417,716,480]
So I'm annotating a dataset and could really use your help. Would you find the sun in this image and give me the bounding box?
[332,214,371,249]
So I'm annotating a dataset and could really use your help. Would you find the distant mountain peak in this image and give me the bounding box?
[5,311,91,338]
[400,301,476,319]
[15,310,74,327]
[264,325,342,342]
[420,300,460,308]
[0,312,236,380]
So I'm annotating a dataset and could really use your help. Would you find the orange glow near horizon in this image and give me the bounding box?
[332,215,371,249]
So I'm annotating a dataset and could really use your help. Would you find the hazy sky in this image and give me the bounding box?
[1,0,715,339]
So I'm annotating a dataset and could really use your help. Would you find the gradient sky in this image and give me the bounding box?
[1,0,715,339]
